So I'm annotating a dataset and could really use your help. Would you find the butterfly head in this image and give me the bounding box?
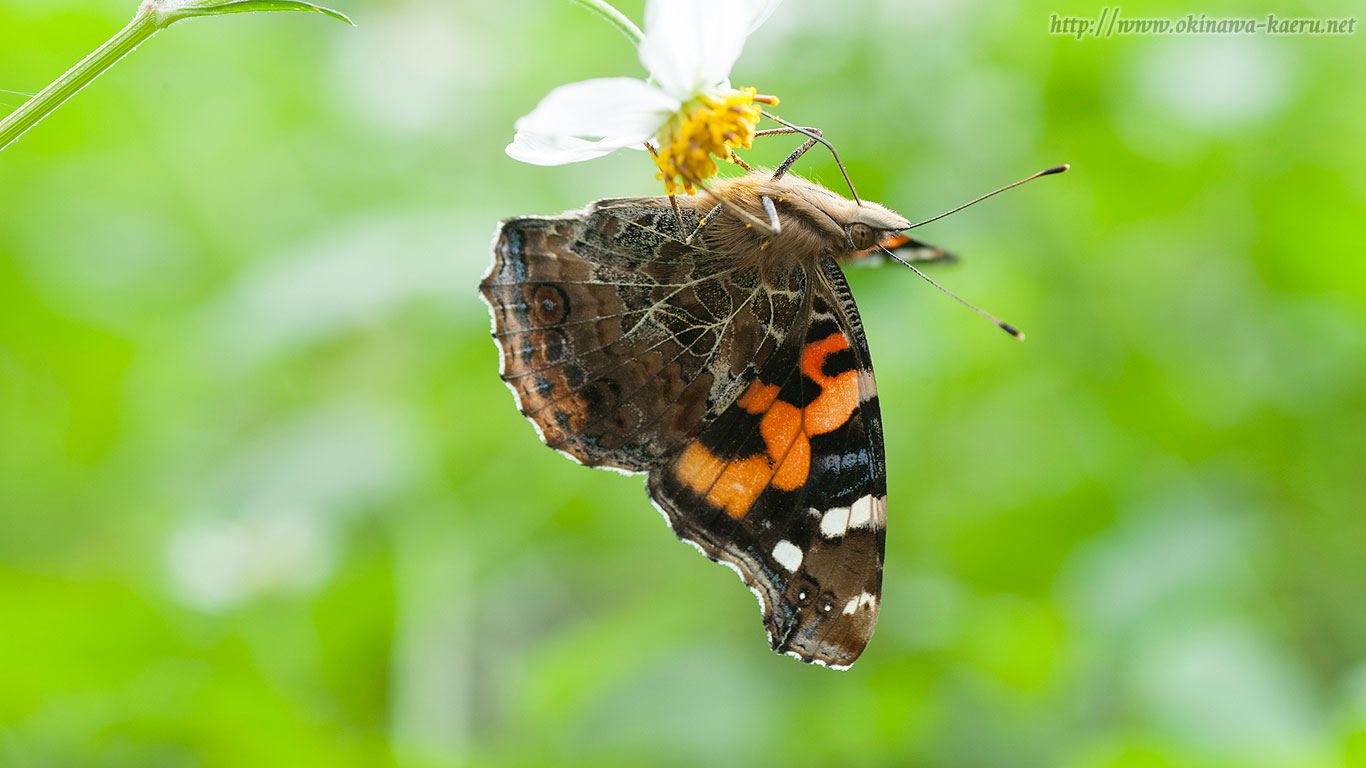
[845,205,911,250]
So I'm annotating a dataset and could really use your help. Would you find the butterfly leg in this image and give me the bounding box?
[726,147,754,172]
[645,140,688,235]
[667,193,686,236]
[761,194,782,235]
[685,194,782,242]
[695,178,779,236]
[756,126,822,181]
[685,202,725,245]
[760,112,861,205]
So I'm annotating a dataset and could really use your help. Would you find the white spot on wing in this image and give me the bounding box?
[772,540,803,573]
[842,591,878,616]
[849,495,875,528]
[820,506,851,538]
[817,495,882,538]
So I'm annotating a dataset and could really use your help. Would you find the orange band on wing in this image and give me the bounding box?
[675,444,770,518]
[673,332,861,518]
[799,332,860,435]
[738,380,780,414]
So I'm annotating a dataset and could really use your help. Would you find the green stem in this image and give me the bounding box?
[0,1,350,154]
[570,0,644,46]
[0,8,161,152]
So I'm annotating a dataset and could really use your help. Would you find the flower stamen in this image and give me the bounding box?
[653,86,773,196]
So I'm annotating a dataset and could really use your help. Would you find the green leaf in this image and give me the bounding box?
[160,1,354,27]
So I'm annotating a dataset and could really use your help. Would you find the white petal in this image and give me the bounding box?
[744,0,782,33]
[513,77,678,144]
[506,131,628,165]
[641,0,767,99]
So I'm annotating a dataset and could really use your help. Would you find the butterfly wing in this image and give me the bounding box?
[479,198,805,472]
[483,198,886,669]
[647,258,886,669]
[843,232,956,268]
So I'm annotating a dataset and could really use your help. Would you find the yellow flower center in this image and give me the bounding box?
[653,87,777,196]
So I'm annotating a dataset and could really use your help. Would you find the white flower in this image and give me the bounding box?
[506,0,782,195]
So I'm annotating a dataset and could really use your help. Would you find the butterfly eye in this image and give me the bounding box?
[848,223,877,250]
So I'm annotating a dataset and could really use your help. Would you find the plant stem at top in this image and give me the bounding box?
[0,7,162,152]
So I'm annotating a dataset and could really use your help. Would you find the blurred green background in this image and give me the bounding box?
[2,0,1364,765]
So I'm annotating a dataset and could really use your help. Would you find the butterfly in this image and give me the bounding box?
[478,168,948,669]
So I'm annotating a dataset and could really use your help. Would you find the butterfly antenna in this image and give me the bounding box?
[879,245,1025,341]
[760,111,861,205]
[905,164,1068,231]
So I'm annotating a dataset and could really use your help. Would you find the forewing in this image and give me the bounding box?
[479,199,805,472]
[647,258,887,669]
[842,233,956,268]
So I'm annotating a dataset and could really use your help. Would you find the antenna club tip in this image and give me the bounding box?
[1043,164,1070,176]
[1000,323,1025,340]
